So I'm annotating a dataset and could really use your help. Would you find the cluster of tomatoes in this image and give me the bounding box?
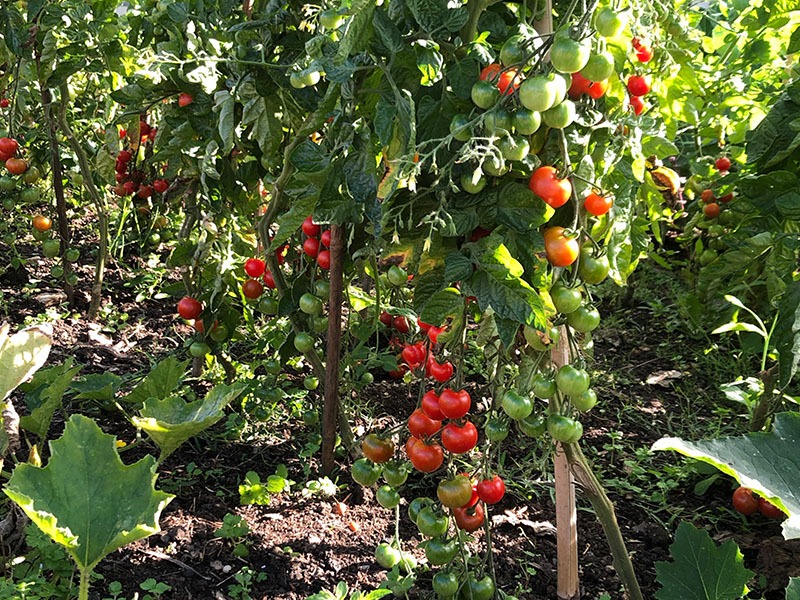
[112,118,169,200]
[0,136,42,210]
[626,37,656,115]
[300,215,331,271]
[0,136,29,177]
[698,156,735,220]
[731,486,785,520]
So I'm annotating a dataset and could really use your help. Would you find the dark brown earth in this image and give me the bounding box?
[1,243,798,600]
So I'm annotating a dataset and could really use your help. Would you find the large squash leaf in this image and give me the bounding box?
[4,414,173,573]
[131,383,245,462]
[655,521,753,600]
[0,324,52,402]
[652,412,800,539]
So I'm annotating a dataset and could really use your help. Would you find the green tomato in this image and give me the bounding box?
[484,417,509,442]
[551,282,583,314]
[314,280,331,299]
[289,71,306,89]
[299,69,321,87]
[555,365,591,396]
[567,304,601,333]
[361,371,375,384]
[500,34,527,66]
[501,389,533,420]
[302,409,319,426]
[519,74,558,112]
[20,187,40,203]
[483,154,507,177]
[594,7,628,38]
[23,166,41,184]
[498,135,530,162]
[531,373,557,398]
[387,265,407,286]
[64,248,80,262]
[376,485,401,509]
[408,496,434,524]
[303,376,319,390]
[374,543,402,569]
[523,325,561,352]
[432,571,459,597]
[699,248,718,266]
[318,8,344,29]
[547,414,583,443]
[209,323,229,342]
[0,176,16,191]
[351,458,381,487]
[42,239,60,258]
[189,341,211,357]
[550,36,591,73]
[299,292,324,315]
[259,296,279,315]
[517,414,547,438]
[50,264,64,278]
[572,388,597,412]
[382,461,410,487]
[579,247,610,284]
[416,506,449,537]
[512,108,541,135]
[450,114,472,142]
[483,109,512,135]
[294,332,315,353]
[580,51,615,82]
[311,316,329,334]
[542,99,576,129]
[471,80,500,109]
[398,553,417,573]
[461,171,486,194]
[459,574,495,600]
[425,536,458,566]
[65,273,78,287]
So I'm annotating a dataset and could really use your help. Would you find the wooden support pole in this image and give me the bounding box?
[321,224,345,475]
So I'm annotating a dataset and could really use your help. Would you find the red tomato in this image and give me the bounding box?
[479,63,502,82]
[242,278,264,299]
[477,475,506,504]
[731,487,759,516]
[718,192,734,203]
[320,229,331,247]
[568,72,591,99]
[0,137,18,157]
[317,249,331,270]
[627,75,650,97]
[263,270,276,289]
[244,258,266,278]
[178,92,194,107]
[421,390,445,420]
[584,192,613,216]
[453,503,485,532]
[302,215,321,236]
[137,184,153,199]
[407,439,444,473]
[408,409,442,439]
[303,237,320,257]
[177,296,203,320]
[438,388,471,419]
[497,68,521,95]
[715,157,732,172]
[543,227,579,267]
[441,421,478,454]
[361,434,395,464]
[428,326,445,344]
[402,342,427,368]
[529,166,572,208]
[428,358,454,383]
[5,157,28,175]
[630,95,645,115]
[635,45,653,62]
[379,311,393,327]
[153,178,169,193]
[759,497,785,519]
[392,316,410,333]
[703,203,720,219]
[587,79,609,99]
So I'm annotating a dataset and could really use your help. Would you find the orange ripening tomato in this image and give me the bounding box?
[479,63,502,83]
[543,227,579,267]
[32,215,52,232]
[497,68,522,95]
[529,166,572,208]
[584,192,613,216]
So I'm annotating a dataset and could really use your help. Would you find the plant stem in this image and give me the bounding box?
[78,569,90,600]
[562,442,644,600]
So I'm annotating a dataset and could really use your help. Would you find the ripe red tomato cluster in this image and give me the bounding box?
[731,487,785,519]
[111,118,167,198]
[0,136,28,175]
[631,37,654,63]
[301,215,331,270]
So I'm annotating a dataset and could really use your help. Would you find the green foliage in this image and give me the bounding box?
[305,581,392,600]
[655,521,754,600]
[238,465,293,505]
[4,415,173,596]
[0,324,52,403]
[653,412,799,539]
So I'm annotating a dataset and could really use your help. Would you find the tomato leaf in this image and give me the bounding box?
[654,521,753,600]
[775,281,800,388]
[420,287,463,326]
[4,414,173,574]
[653,412,800,539]
[291,140,331,173]
[495,182,551,232]
[373,8,404,54]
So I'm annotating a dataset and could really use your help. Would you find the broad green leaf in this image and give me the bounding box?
[335,0,376,63]
[420,287,463,327]
[291,140,331,173]
[4,414,173,573]
[495,182,551,232]
[652,412,800,539]
[270,190,319,250]
[0,324,52,403]
[444,252,474,283]
[373,8,403,54]
[654,521,754,600]
[642,136,680,158]
[20,359,80,440]
[788,578,800,600]
[214,90,235,155]
[71,373,122,402]
[132,383,245,462]
[775,281,800,387]
[125,357,189,406]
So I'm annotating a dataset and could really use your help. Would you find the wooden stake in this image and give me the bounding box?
[321,224,345,475]
[552,330,580,599]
